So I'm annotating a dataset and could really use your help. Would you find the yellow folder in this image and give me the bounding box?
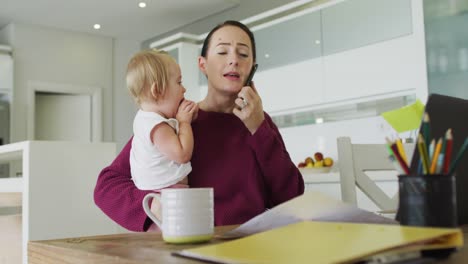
[174,221,463,264]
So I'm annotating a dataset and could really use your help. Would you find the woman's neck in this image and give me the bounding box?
[199,90,237,113]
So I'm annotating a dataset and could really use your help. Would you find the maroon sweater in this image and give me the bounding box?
[94,110,304,231]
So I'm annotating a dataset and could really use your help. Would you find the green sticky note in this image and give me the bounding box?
[381,99,425,133]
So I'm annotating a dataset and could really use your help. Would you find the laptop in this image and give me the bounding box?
[409,94,468,225]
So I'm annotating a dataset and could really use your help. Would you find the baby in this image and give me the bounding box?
[126,49,198,221]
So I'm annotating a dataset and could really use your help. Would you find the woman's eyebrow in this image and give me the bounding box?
[237,43,249,49]
[215,42,249,48]
[216,42,231,47]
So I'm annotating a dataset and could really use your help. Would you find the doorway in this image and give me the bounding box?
[27,81,102,142]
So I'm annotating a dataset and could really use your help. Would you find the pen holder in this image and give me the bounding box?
[396,174,457,228]
[396,174,458,259]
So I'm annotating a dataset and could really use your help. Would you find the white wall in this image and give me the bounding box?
[0,25,13,44]
[0,23,113,143]
[0,23,142,150]
[112,39,140,151]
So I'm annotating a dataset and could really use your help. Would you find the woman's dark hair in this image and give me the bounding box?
[200,20,256,62]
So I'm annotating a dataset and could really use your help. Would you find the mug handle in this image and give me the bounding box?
[142,193,163,229]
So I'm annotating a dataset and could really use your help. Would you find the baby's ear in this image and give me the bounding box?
[149,83,160,100]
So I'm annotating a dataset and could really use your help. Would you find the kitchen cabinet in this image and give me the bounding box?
[154,41,202,101]
[255,58,324,113]
[258,0,425,115]
[0,141,120,264]
[254,10,322,71]
[424,0,468,100]
[252,10,324,113]
[321,0,423,102]
[246,0,424,115]
[147,0,427,118]
[323,35,422,102]
[321,0,412,55]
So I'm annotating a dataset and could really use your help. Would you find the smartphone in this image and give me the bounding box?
[244,64,258,86]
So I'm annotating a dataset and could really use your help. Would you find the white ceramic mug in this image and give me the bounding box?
[142,188,214,244]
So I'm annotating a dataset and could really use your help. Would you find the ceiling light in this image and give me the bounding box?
[139,2,147,8]
[93,24,101,30]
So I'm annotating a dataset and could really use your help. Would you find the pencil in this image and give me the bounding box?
[448,137,468,175]
[422,113,431,148]
[388,155,406,175]
[430,138,442,174]
[418,134,430,174]
[428,139,435,162]
[390,143,410,174]
[443,129,453,174]
[436,134,447,174]
[396,138,408,166]
[385,138,410,174]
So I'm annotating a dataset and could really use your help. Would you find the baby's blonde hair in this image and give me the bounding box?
[126,49,175,105]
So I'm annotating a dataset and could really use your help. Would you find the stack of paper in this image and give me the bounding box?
[175,221,462,264]
[221,191,397,239]
[173,192,463,264]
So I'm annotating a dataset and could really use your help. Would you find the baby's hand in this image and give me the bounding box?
[191,103,199,122]
[176,100,197,123]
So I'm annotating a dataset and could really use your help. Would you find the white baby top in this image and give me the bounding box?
[130,110,191,190]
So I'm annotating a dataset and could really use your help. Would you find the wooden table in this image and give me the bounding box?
[29,225,468,264]
[28,225,237,264]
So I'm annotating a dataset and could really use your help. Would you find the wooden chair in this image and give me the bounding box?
[337,137,415,212]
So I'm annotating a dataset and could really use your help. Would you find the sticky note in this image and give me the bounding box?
[381,99,425,133]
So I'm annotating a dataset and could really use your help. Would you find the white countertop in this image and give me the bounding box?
[0,141,27,162]
[300,167,398,184]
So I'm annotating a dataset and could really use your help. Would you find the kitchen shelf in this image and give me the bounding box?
[271,92,417,128]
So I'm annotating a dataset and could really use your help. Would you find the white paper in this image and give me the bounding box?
[220,191,397,239]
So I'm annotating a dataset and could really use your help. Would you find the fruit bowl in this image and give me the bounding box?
[299,166,332,174]
[297,152,334,173]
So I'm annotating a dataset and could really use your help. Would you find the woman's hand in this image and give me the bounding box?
[233,81,265,134]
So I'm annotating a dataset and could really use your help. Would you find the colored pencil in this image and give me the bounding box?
[436,134,447,174]
[418,134,430,174]
[388,155,406,175]
[430,138,442,174]
[448,137,468,175]
[385,138,410,174]
[422,113,431,148]
[390,144,410,174]
[396,138,408,166]
[443,129,453,174]
[428,139,435,162]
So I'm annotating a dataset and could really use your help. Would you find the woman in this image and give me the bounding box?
[94,20,304,232]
